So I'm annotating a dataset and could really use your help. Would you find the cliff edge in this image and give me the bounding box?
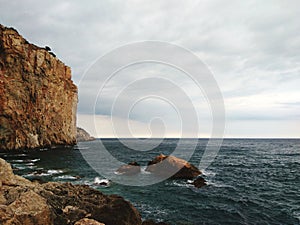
[0,24,77,150]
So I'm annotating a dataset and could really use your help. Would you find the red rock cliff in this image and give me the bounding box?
[0,24,77,150]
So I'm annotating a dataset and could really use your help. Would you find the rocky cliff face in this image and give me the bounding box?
[0,24,77,150]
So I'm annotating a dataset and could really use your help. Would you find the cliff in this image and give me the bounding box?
[76,127,95,142]
[0,24,78,150]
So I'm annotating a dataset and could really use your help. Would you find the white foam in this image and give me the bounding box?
[202,170,216,177]
[55,175,78,180]
[94,177,110,186]
[141,166,151,174]
[47,169,64,175]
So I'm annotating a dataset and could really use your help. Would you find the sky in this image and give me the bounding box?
[0,0,299,138]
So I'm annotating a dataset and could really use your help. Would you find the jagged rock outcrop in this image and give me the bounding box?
[0,24,77,150]
[192,176,207,188]
[116,162,141,175]
[0,158,142,225]
[146,154,201,179]
[76,127,95,142]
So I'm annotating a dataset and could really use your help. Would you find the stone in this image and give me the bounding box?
[192,177,207,188]
[0,158,143,225]
[116,161,141,175]
[75,218,105,225]
[76,127,95,142]
[0,24,78,150]
[146,154,201,179]
[7,190,52,225]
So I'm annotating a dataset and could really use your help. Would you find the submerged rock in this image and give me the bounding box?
[0,24,77,150]
[116,161,141,175]
[0,158,142,225]
[146,154,201,179]
[76,127,95,142]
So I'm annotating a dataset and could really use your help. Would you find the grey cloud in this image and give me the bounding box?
[1,0,299,137]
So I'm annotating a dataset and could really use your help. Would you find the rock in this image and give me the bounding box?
[75,218,105,225]
[7,190,52,225]
[146,154,201,179]
[76,127,95,142]
[0,158,33,187]
[0,24,77,150]
[192,177,207,188]
[116,161,141,175]
[0,158,142,225]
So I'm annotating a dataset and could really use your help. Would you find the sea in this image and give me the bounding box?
[1,139,299,225]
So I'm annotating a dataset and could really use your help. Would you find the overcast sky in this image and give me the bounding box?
[1,0,299,138]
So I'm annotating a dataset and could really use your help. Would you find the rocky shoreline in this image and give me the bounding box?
[76,127,95,142]
[0,158,170,225]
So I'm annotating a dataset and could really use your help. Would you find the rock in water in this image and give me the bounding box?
[116,161,141,175]
[146,154,201,179]
[0,24,78,150]
[192,177,207,188]
[77,127,95,142]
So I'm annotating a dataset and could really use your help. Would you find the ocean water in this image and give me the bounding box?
[1,139,300,225]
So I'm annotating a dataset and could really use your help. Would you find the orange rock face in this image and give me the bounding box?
[146,154,201,179]
[0,24,77,150]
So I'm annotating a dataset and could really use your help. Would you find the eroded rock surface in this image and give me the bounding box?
[0,158,142,225]
[146,154,201,179]
[116,161,141,175]
[0,24,77,150]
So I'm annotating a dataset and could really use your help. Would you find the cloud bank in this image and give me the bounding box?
[1,0,299,137]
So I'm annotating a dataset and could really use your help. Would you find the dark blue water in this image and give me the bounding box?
[1,139,300,225]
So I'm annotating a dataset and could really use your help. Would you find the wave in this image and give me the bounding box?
[94,177,110,186]
[202,170,217,177]
[47,169,64,175]
[10,158,40,163]
[54,175,79,180]
[24,169,64,177]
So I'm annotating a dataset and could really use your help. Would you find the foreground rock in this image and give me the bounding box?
[146,154,201,179]
[0,24,77,150]
[75,218,105,225]
[116,162,141,175]
[0,158,141,225]
[76,127,96,142]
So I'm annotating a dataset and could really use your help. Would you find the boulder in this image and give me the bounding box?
[192,177,207,188]
[0,158,142,225]
[6,190,52,225]
[116,162,141,175]
[146,154,201,179]
[75,218,105,225]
